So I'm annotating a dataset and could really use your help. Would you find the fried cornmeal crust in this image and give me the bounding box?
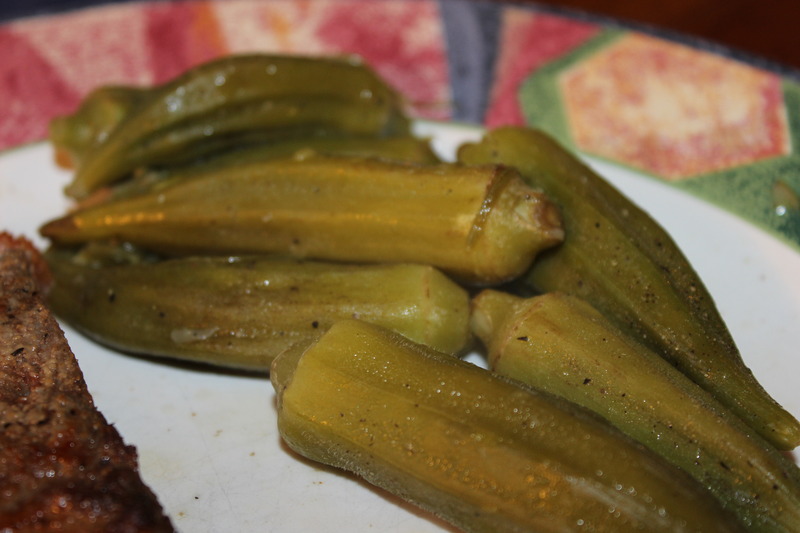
[0,233,174,532]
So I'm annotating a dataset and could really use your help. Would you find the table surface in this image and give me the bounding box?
[531,0,800,70]
[1,0,797,71]
[0,0,800,70]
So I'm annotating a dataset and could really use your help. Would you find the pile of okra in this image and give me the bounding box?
[38,54,800,533]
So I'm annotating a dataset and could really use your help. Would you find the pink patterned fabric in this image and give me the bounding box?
[144,1,228,82]
[314,1,449,118]
[0,27,82,149]
[484,8,598,126]
[0,0,449,150]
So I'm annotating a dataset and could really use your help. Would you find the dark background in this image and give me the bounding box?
[2,0,798,71]
[526,0,800,71]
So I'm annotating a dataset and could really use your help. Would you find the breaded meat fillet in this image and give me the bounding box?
[0,233,174,532]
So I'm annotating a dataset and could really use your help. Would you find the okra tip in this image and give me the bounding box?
[536,198,565,243]
[64,180,92,201]
[767,412,800,451]
[39,215,78,243]
[469,290,522,348]
[270,339,317,401]
[48,116,73,148]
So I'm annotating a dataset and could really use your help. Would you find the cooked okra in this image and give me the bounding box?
[40,53,799,532]
[44,247,471,370]
[87,135,441,204]
[49,85,147,169]
[458,126,800,450]
[271,319,745,533]
[472,289,800,532]
[41,154,564,285]
[62,54,411,198]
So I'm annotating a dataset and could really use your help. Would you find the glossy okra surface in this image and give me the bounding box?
[458,126,800,450]
[472,289,800,532]
[45,248,471,370]
[42,155,563,285]
[271,320,745,533]
[63,54,411,198]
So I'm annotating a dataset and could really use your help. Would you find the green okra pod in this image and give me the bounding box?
[49,85,148,169]
[180,134,441,169]
[472,289,800,532]
[63,54,411,198]
[271,319,745,533]
[90,135,441,204]
[41,155,564,285]
[457,126,800,450]
[44,247,471,370]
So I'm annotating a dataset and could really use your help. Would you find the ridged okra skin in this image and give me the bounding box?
[44,249,471,370]
[457,126,800,450]
[49,85,148,169]
[63,54,411,198]
[92,135,441,204]
[471,290,800,532]
[171,134,442,171]
[271,319,745,533]
[41,155,564,285]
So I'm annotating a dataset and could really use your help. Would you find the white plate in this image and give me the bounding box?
[1,120,799,532]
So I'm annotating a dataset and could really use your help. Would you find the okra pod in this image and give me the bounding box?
[49,85,147,169]
[271,319,745,533]
[181,134,441,169]
[472,289,800,532]
[457,126,800,450]
[43,247,470,370]
[64,54,410,198]
[41,155,564,285]
[89,135,441,204]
